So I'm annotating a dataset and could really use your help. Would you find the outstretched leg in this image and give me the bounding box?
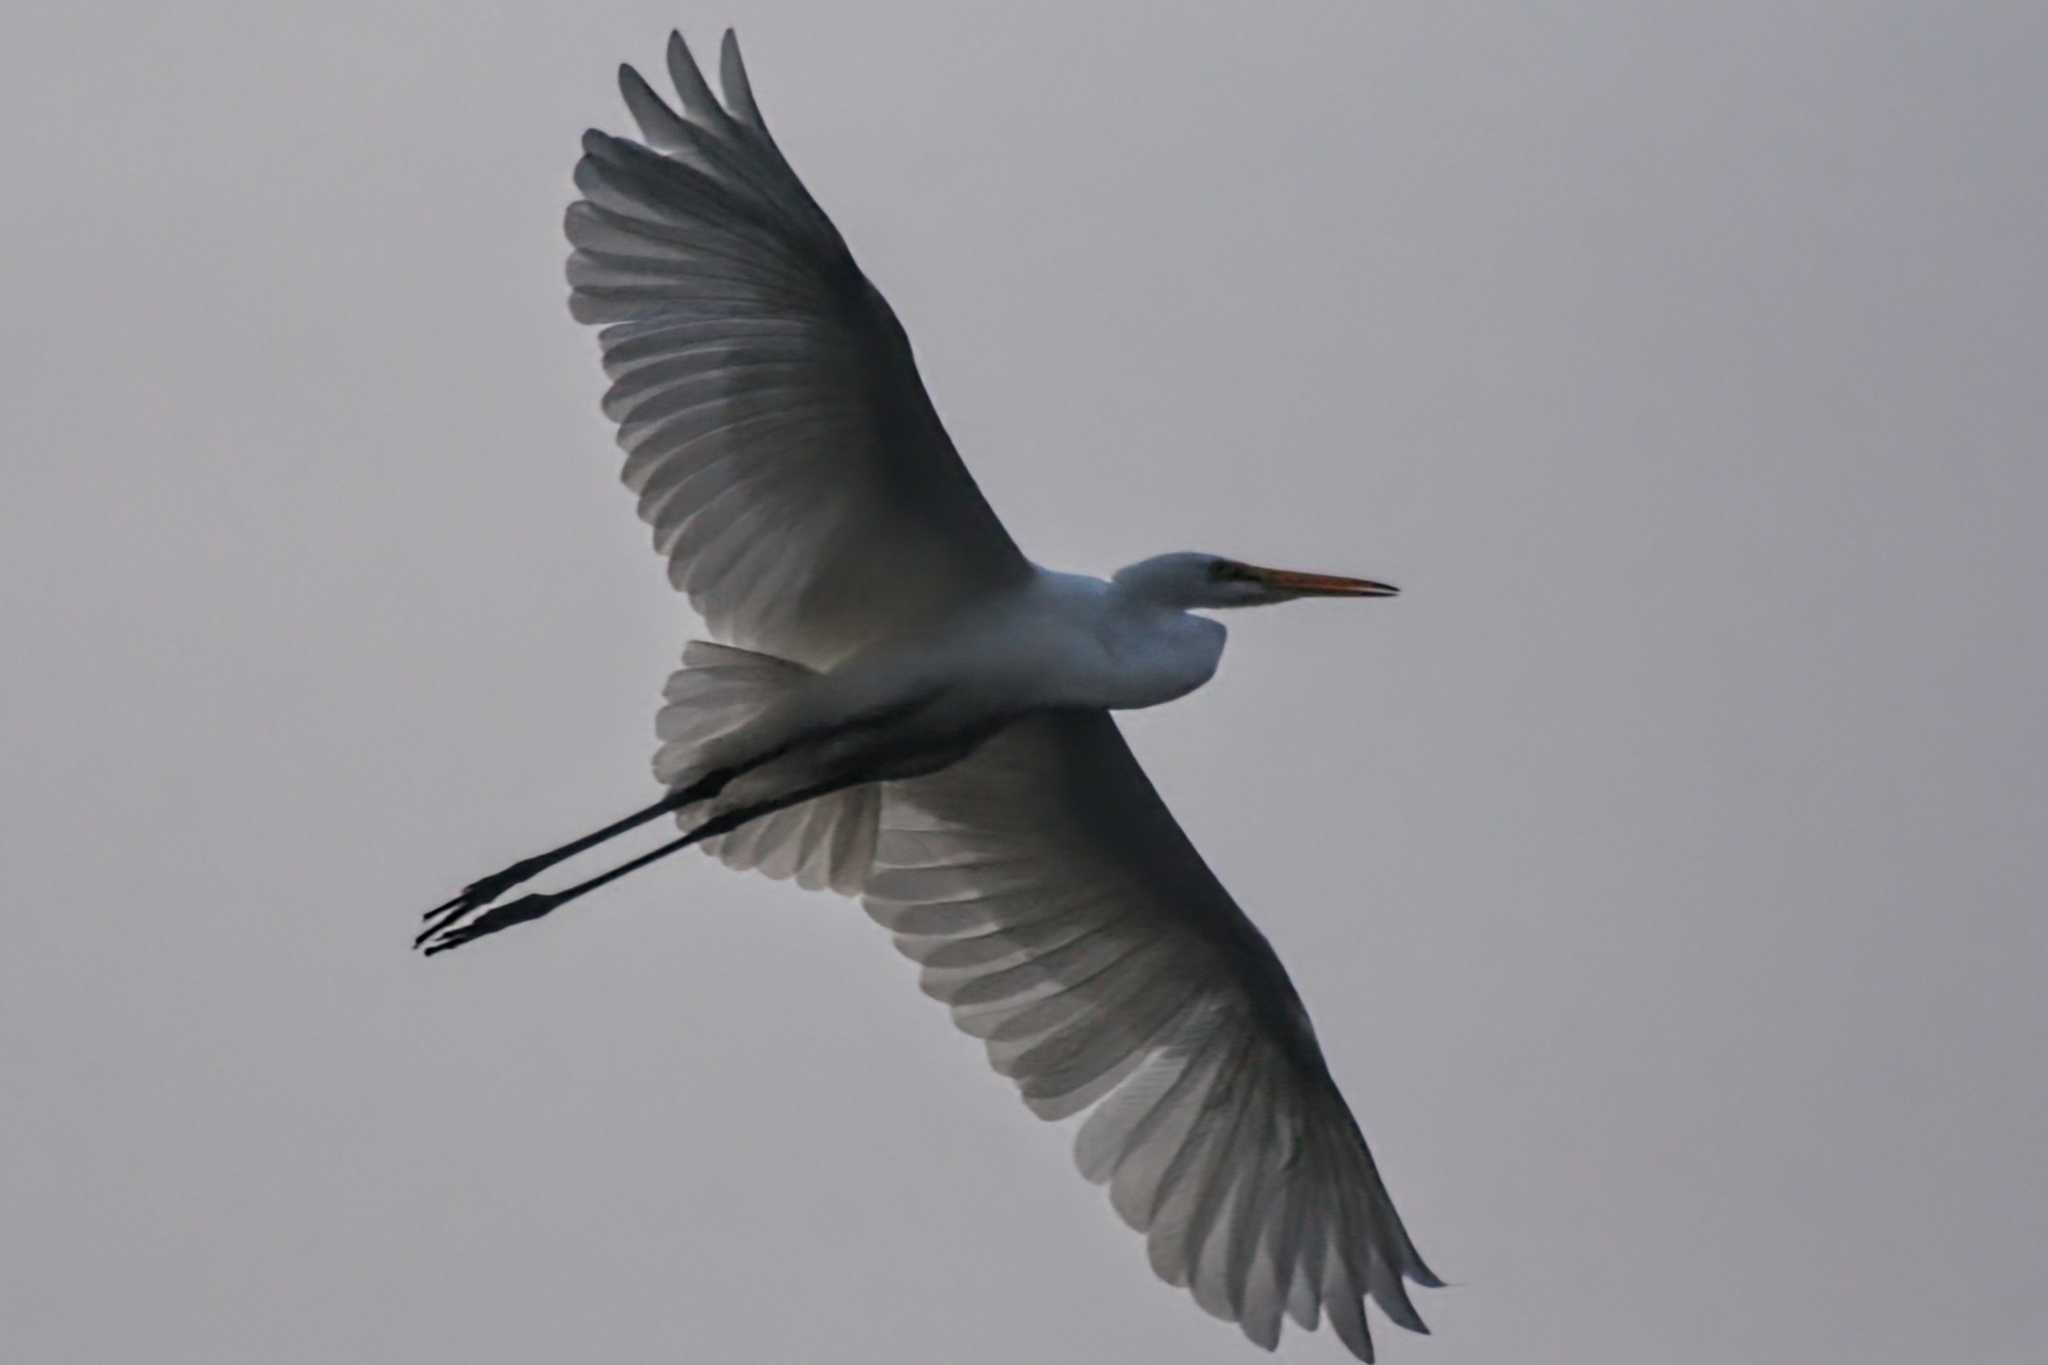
[417,779,848,957]
[415,767,734,947]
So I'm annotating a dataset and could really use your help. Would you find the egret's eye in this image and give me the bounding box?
[1207,558,1235,581]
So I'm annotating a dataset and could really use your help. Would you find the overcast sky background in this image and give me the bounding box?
[4,3,2044,1362]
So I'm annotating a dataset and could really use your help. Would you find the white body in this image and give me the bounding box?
[426,31,1439,1363]
[704,566,1227,813]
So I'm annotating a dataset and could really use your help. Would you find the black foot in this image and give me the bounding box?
[416,856,554,947]
[419,892,562,957]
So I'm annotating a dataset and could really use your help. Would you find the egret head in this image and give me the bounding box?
[1113,552,1399,610]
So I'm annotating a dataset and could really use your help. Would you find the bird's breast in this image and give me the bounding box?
[904,576,1227,718]
[1058,609,1224,712]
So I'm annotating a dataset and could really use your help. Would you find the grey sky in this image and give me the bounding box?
[4,2,2044,1362]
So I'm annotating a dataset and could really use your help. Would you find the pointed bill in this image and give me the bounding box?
[1244,565,1400,597]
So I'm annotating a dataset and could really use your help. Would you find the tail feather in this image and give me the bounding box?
[653,641,879,895]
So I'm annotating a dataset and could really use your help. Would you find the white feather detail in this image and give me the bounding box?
[566,30,1030,670]
[652,640,877,895]
[863,711,1440,1362]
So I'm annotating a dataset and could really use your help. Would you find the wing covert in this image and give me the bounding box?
[864,712,1441,1360]
[567,30,1030,668]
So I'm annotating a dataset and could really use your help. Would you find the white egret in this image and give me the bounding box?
[420,29,1439,1360]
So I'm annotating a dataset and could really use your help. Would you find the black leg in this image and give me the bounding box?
[415,768,730,948]
[417,779,847,957]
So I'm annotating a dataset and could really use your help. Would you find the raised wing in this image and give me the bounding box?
[566,31,1031,669]
[865,712,1440,1361]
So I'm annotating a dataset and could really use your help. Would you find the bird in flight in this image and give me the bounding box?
[419,28,1439,1361]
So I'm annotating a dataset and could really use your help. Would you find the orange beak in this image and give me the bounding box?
[1244,565,1400,598]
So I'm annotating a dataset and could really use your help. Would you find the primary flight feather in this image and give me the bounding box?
[420,27,1439,1362]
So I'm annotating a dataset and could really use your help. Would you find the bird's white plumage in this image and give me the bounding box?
[567,32,1028,669]
[652,641,879,895]
[869,712,1438,1357]
[556,30,1436,1362]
